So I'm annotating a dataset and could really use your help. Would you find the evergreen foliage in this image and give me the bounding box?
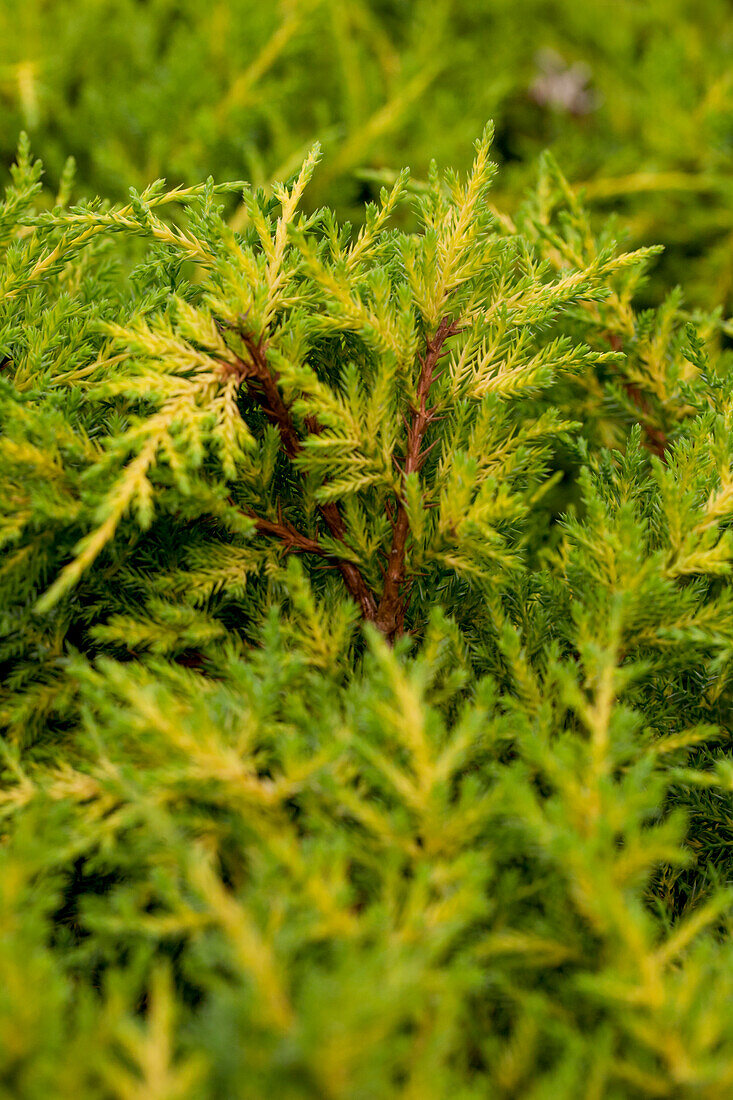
[1,128,733,1096]
[2,0,733,310]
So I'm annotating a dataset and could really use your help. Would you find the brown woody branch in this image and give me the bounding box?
[375,315,459,641]
[223,333,302,460]
[249,512,379,624]
[221,316,458,640]
[224,328,378,622]
[252,514,334,557]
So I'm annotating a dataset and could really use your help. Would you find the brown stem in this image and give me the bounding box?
[224,331,379,622]
[251,514,334,557]
[318,499,379,621]
[230,334,303,461]
[375,315,458,641]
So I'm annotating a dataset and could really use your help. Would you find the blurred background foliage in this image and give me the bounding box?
[1,0,732,309]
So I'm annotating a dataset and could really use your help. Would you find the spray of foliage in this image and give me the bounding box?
[1,130,733,1096]
[2,0,733,310]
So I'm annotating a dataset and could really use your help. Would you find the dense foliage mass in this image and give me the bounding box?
[1,124,733,1096]
[1,0,733,309]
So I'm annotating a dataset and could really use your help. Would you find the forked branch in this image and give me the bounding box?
[225,317,458,640]
[227,330,378,621]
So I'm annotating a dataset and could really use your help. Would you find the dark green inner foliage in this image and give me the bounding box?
[2,4,733,1096]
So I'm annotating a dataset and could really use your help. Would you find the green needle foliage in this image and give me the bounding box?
[1,129,733,1096]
